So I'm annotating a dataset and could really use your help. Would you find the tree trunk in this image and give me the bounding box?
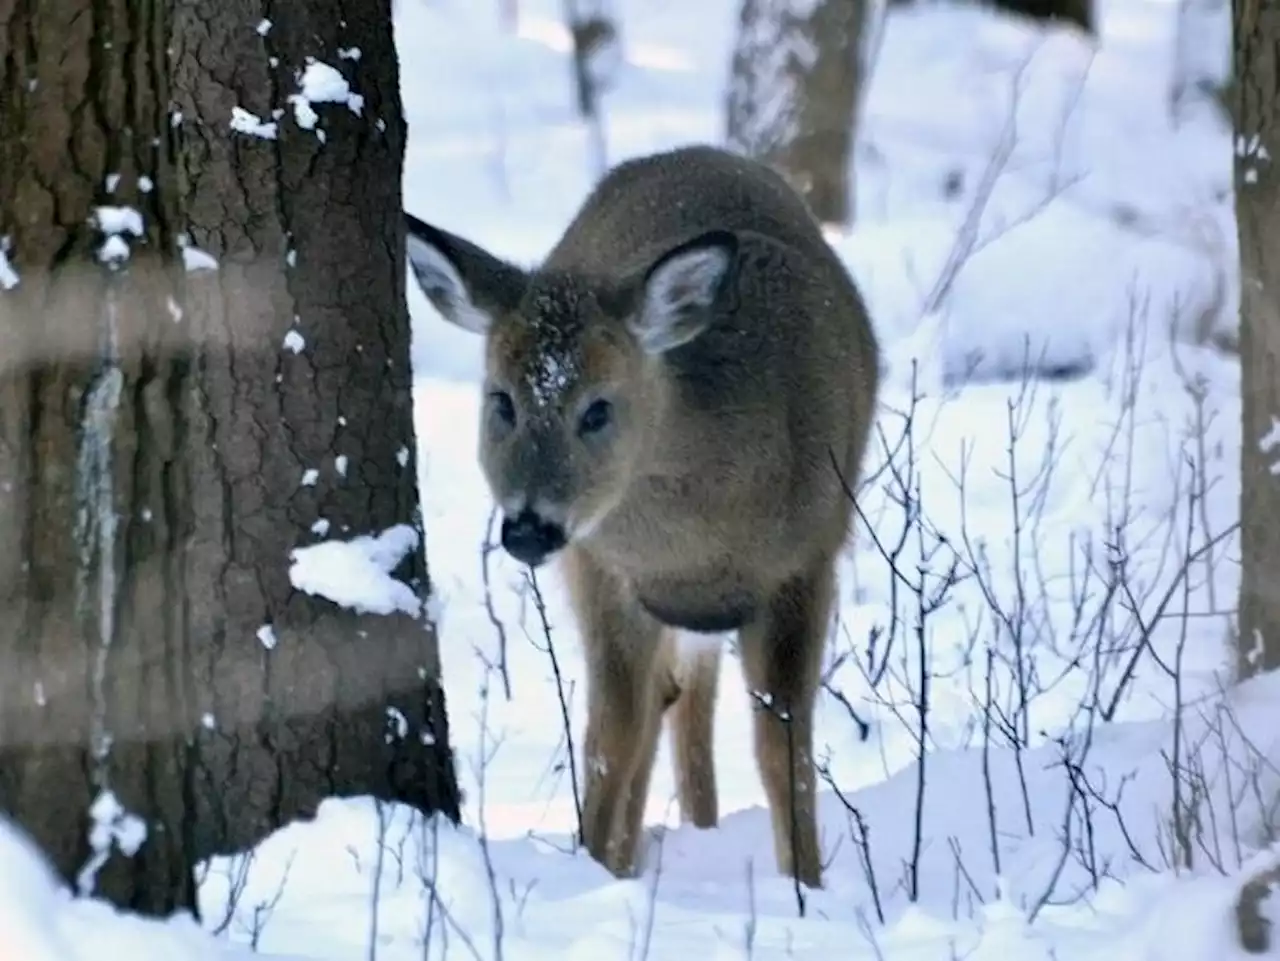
[0,0,461,917]
[1235,0,1280,682]
[724,0,867,226]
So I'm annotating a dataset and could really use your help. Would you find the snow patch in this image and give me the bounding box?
[1259,416,1280,475]
[96,236,130,264]
[384,706,409,743]
[94,205,144,265]
[288,524,422,617]
[178,234,219,272]
[94,206,144,237]
[0,816,76,961]
[288,59,365,143]
[0,236,18,289]
[77,789,146,897]
[256,624,278,651]
[230,105,278,140]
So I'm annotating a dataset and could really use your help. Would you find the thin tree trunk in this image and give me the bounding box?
[0,0,460,916]
[1234,0,1280,682]
[724,0,867,226]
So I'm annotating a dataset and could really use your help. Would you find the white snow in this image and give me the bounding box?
[0,236,18,289]
[77,790,147,897]
[180,238,219,272]
[94,205,145,265]
[300,468,319,487]
[288,60,365,140]
[230,105,278,140]
[94,206,144,237]
[256,624,278,651]
[96,235,131,264]
[283,329,306,353]
[287,524,423,617]
[1,0,1263,959]
[1259,421,1280,474]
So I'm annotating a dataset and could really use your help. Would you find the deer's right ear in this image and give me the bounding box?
[404,213,528,335]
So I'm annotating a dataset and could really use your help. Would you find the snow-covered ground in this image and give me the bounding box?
[8,0,1276,958]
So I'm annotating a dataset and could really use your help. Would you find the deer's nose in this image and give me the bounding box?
[500,509,567,568]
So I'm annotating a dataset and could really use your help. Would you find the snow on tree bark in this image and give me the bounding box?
[724,0,867,225]
[0,0,460,915]
[1234,0,1280,683]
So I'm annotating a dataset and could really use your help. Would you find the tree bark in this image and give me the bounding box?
[0,0,460,917]
[724,0,867,226]
[1235,0,1280,683]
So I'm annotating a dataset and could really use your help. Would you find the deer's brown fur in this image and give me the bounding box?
[405,144,881,887]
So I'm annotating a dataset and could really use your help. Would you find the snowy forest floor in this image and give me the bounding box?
[5,0,1274,958]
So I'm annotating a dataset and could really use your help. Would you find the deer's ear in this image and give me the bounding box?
[626,230,738,355]
[405,213,528,334]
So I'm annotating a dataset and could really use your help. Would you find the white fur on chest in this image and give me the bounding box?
[674,628,729,661]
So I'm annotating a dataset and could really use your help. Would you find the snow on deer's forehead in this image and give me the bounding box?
[520,284,587,410]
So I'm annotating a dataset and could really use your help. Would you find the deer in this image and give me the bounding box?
[404,144,881,888]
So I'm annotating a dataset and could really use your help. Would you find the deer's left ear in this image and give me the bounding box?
[625,229,738,355]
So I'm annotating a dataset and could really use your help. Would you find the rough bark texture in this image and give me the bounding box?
[1234,0,1280,684]
[0,0,461,917]
[1233,2,1280,946]
[724,0,866,225]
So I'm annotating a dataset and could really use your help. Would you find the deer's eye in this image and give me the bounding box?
[577,398,613,437]
[489,390,516,427]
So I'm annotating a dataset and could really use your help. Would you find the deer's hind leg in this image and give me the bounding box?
[563,545,670,878]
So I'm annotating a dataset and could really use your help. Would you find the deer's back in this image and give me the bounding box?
[545,145,838,277]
